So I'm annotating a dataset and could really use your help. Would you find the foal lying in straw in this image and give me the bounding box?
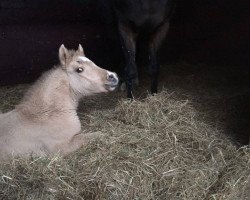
[0,44,119,159]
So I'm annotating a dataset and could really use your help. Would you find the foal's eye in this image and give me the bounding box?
[76,67,84,73]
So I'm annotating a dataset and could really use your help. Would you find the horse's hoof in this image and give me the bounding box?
[119,78,139,91]
[124,97,135,103]
[119,82,126,91]
[134,77,139,86]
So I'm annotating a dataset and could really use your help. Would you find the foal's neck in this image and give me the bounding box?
[16,68,79,120]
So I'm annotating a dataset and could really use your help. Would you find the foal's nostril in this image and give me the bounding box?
[108,74,114,80]
[107,73,118,84]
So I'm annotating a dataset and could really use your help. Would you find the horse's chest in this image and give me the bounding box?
[118,3,167,32]
[136,13,165,30]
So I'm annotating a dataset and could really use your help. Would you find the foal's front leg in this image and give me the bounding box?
[57,131,102,155]
[149,22,170,94]
[118,23,138,99]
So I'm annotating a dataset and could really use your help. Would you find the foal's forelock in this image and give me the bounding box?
[75,56,107,77]
[79,56,91,62]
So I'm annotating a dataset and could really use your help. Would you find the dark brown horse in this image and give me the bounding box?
[99,0,176,98]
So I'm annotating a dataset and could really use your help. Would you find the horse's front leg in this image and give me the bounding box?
[118,23,138,99]
[149,22,170,94]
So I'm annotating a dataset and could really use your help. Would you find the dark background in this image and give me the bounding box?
[0,0,249,144]
[0,0,249,84]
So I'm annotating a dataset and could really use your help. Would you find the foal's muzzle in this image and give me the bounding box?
[106,72,119,90]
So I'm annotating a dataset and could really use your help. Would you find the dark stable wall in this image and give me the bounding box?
[0,0,249,85]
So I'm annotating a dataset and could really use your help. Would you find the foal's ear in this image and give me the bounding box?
[77,44,85,55]
[59,44,69,65]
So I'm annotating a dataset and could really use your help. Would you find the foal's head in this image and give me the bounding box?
[59,44,118,96]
